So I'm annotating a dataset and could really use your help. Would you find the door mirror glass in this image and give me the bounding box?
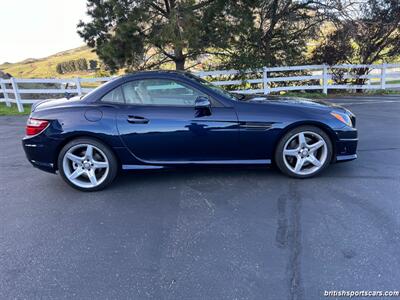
[195,96,211,109]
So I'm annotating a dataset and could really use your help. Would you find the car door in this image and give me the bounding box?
[111,78,240,163]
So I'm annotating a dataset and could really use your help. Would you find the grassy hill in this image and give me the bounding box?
[0,46,99,78]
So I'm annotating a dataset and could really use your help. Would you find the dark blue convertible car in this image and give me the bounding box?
[23,71,357,191]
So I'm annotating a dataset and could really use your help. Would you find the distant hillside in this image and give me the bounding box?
[0,46,99,78]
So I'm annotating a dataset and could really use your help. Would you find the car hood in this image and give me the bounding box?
[243,95,346,112]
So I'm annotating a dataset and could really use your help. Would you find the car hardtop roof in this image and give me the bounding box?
[121,70,196,80]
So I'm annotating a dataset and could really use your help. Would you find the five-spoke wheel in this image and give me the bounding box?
[58,138,118,191]
[275,126,332,178]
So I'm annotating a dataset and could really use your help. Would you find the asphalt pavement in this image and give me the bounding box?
[0,95,399,299]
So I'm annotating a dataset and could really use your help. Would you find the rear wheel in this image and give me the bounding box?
[275,126,332,178]
[58,138,118,191]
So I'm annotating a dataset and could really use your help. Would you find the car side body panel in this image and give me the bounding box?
[116,105,240,163]
[22,71,358,174]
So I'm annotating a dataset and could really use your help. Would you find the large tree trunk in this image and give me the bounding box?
[174,47,185,70]
[355,67,369,94]
[175,59,185,70]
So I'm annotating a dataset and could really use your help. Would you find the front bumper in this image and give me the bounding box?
[336,153,357,162]
[334,127,358,162]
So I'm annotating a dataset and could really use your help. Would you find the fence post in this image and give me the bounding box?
[0,80,11,107]
[380,63,387,90]
[263,67,270,95]
[10,78,24,112]
[322,64,328,95]
[75,77,82,96]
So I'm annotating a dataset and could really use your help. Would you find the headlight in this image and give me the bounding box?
[330,111,353,127]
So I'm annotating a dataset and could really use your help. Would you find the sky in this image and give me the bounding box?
[0,0,89,64]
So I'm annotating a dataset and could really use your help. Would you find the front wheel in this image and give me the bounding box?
[58,138,118,191]
[275,126,332,178]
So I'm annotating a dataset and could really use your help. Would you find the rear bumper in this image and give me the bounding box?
[22,138,58,174]
[28,159,56,173]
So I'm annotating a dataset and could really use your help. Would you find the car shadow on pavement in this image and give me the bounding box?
[99,161,366,193]
[112,165,277,188]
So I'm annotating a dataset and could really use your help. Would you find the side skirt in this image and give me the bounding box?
[122,159,271,170]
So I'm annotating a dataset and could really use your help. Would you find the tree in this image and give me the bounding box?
[77,0,241,71]
[312,0,400,67]
[56,63,63,74]
[89,59,98,70]
[56,59,89,74]
[76,58,88,71]
[311,0,400,89]
[216,0,345,70]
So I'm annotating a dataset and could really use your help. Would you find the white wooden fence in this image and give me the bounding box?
[1,63,400,112]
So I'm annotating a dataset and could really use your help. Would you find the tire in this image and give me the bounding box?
[58,138,118,191]
[275,125,333,178]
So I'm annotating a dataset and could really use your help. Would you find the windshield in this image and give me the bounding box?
[183,73,242,101]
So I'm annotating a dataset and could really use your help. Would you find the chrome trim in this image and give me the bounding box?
[239,122,273,129]
[122,165,165,170]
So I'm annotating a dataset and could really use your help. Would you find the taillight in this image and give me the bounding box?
[26,118,49,136]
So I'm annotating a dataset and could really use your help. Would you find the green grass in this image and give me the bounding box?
[385,79,400,85]
[0,103,30,116]
[371,79,400,85]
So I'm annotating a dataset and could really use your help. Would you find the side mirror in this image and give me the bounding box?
[195,96,211,109]
[63,83,72,99]
[64,92,72,99]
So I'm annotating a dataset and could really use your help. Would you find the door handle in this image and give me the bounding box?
[127,116,149,124]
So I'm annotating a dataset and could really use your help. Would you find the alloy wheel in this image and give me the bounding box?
[282,131,328,176]
[62,144,110,189]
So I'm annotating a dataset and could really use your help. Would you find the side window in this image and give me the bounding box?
[121,79,207,106]
[101,87,124,104]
